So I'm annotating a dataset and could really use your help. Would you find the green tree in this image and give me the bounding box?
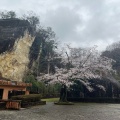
[22,11,39,29]
[29,27,58,76]
[0,11,16,19]
[24,74,46,95]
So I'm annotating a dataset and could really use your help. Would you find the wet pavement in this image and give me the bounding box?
[0,102,120,120]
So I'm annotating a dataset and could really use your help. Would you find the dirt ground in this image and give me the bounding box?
[0,102,120,120]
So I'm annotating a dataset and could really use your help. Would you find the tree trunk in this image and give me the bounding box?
[37,43,42,76]
[59,85,67,102]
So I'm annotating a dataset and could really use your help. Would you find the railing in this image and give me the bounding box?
[6,100,21,110]
[0,99,21,110]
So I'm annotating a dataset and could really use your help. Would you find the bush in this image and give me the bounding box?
[11,94,41,103]
[67,97,120,103]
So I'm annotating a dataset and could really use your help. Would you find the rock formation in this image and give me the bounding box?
[0,19,35,81]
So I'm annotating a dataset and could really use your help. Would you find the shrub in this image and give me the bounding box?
[67,97,120,103]
[11,94,41,103]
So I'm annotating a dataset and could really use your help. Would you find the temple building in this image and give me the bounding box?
[0,79,32,100]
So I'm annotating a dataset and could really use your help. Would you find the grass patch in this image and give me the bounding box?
[41,98,59,102]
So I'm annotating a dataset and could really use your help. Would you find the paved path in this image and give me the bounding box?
[0,102,120,120]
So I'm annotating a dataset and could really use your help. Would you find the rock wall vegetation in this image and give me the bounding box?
[0,19,35,81]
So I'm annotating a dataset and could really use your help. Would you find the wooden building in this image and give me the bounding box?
[0,79,32,100]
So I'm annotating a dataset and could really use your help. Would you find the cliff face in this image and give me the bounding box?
[0,19,35,81]
[0,19,34,53]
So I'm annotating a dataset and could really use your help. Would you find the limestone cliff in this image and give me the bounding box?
[0,19,35,81]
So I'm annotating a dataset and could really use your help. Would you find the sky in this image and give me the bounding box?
[0,0,120,51]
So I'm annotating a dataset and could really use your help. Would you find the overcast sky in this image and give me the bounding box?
[0,0,120,51]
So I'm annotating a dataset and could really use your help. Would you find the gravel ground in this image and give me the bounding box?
[0,102,120,120]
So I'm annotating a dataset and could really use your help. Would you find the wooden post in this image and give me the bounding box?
[2,89,8,100]
[25,90,29,95]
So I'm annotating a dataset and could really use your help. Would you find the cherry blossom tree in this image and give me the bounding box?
[37,46,115,102]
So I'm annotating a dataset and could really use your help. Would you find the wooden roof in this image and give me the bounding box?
[0,80,32,87]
